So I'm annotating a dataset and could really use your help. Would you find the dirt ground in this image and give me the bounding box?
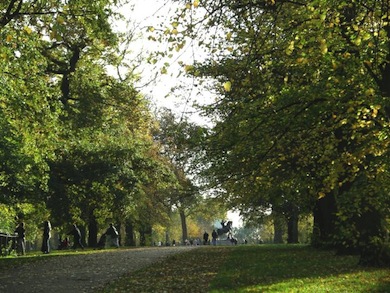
[0,246,197,293]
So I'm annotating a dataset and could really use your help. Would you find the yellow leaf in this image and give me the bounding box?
[193,0,199,8]
[285,41,294,55]
[365,88,375,96]
[184,65,193,73]
[319,39,328,54]
[318,192,326,199]
[6,34,12,42]
[223,81,232,92]
[24,26,32,34]
[226,32,232,41]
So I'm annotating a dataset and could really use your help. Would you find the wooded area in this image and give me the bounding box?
[1,0,389,266]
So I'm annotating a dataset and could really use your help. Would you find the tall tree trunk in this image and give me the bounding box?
[139,224,152,246]
[88,214,98,247]
[287,207,299,244]
[125,219,136,246]
[312,192,337,248]
[273,212,284,244]
[79,225,87,247]
[179,209,188,244]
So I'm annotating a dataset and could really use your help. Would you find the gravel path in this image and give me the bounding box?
[0,246,198,293]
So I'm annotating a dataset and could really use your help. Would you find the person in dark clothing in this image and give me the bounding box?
[41,220,51,254]
[15,222,26,255]
[68,224,84,249]
[105,223,119,248]
[203,231,209,245]
[212,229,218,246]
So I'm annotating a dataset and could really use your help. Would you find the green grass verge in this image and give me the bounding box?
[209,245,390,292]
[100,245,390,292]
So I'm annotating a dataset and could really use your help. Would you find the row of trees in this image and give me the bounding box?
[152,0,390,265]
[0,0,221,248]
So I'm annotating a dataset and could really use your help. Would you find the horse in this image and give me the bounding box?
[217,220,232,236]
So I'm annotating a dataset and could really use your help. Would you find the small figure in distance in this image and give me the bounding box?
[68,224,84,250]
[203,231,209,245]
[105,223,119,248]
[15,222,26,256]
[58,236,70,250]
[41,220,51,254]
[212,229,218,246]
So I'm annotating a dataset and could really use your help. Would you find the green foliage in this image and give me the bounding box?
[0,204,15,233]
[157,0,390,263]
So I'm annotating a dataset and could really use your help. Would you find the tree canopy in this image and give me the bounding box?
[150,0,390,265]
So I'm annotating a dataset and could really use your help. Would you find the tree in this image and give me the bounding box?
[154,108,212,243]
[157,0,390,265]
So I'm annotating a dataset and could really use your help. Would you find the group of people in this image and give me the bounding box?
[12,221,120,255]
[203,230,219,246]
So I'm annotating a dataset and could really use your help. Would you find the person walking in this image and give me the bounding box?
[68,224,84,249]
[212,229,218,246]
[105,223,119,248]
[203,231,209,245]
[41,220,51,254]
[15,222,26,255]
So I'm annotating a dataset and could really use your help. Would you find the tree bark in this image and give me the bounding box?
[125,219,136,246]
[312,192,337,248]
[179,209,188,244]
[287,208,299,244]
[273,212,284,244]
[139,224,152,246]
[87,214,98,247]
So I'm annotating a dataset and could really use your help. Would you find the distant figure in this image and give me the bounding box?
[68,224,84,249]
[212,229,218,246]
[58,237,70,250]
[41,220,51,254]
[14,222,26,255]
[203,231,209,245]
[105,223,119,248]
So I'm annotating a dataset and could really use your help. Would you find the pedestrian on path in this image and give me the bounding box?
[68,224,84,249]
[203,231,209,245]
[212,229,218,246]
[15,222,26,255]
[41,220,51,254]
[105,223,119,248]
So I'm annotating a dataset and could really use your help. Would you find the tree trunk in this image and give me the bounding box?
[125,219,136,246]
[273,212,284,244]
[87,215,98,247]
[287,208,299,244]
[79,225,87,247]
[139,224,152,246]
[179,209,188,244]
[312,192,337,248]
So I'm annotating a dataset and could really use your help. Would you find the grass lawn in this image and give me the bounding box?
[100,244,390,292]
[1,245,389,292]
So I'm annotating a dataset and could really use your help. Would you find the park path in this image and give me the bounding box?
[0,246,198,293]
